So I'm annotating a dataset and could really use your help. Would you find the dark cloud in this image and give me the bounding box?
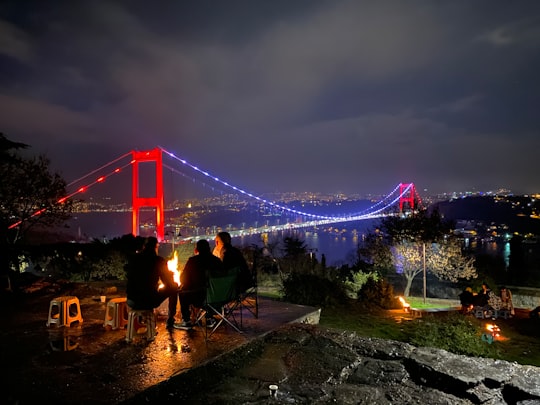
[0,0,539,199]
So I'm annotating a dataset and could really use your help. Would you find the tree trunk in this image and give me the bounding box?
[403,276,413,297]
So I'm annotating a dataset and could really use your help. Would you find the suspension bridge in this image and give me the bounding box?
[11,147,421,242]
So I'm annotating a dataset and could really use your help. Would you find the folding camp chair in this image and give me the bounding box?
[195,267,243,339]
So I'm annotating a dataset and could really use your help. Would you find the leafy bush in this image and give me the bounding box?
[357,277,401,309]
[281,272,348,307]
[408,313,499,358]
[344,270,378,299]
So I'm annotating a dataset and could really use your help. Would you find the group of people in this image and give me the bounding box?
[125,231,252,331]
[458,282,515,316]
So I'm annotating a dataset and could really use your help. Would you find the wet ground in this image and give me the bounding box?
[1,280,320,405]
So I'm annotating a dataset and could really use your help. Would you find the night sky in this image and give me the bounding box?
[1,1,540,200]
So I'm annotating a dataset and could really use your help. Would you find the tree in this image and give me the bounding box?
[381,208,453,245]
[354,230,394,276]
[391,239,477,297]
[380,208,460,299]
[0,133,28,160]
[278,234,311,275]
[391,241,423,296]
[0,133,72,273]
[282,235,308,257]
[426,238,476,283]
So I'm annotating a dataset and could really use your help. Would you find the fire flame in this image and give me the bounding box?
[167,250,180,286]
[398,296,410,311]
[486,323,501,337]
[159,251,181,289]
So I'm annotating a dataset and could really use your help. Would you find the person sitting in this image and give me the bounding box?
[499,286,515,316]
[174,239,224,330]
[213,231,253,294]
[487,289,502,315]
[474,282,491,307]
[125,236,178,311]
[458,287,475,313]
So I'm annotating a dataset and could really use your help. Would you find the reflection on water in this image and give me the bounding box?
[236,226,369,266]
[65,212,375,265]
[469,239,511,268]
[65,212,534,268]
[482,241,511,267]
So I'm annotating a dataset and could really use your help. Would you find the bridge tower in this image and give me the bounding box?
[131,148,165,241]
[399,183,415,212]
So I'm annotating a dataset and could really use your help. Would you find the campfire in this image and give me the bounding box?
[482,323,505,344]
[167,250,181,285]
[486,323,501,339]
[159,250,181,289]
[398,296,410,312]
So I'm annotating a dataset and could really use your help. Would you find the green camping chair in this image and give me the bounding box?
[195,267,243,339]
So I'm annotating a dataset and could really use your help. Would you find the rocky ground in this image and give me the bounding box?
[125,323,540,404]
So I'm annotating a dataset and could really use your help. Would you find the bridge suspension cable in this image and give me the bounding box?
[159,146,413,221]
[8,146,417,235]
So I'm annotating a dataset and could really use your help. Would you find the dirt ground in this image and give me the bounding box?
[1,278,129,404]
[0,276,320,404]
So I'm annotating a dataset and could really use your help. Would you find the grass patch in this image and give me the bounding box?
[256,281,540,367]
[407,312,498,358]
[319,300,540,367]
[258,287,282,300]
[405,297,457,309]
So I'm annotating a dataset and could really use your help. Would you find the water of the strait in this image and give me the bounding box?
[65,211,514,267]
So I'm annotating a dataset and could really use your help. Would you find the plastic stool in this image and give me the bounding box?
[46,296,83,327]
[125,309,156,343]
[104,297,129,330]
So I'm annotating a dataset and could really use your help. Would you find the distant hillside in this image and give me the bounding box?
[432,196,540,235]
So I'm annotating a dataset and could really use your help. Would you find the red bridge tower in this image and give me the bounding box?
[399,183,415,212]
[131,148,165,241]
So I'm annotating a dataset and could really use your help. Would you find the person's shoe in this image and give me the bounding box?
[173,321,193,330]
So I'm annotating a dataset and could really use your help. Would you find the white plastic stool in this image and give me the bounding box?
[473,306,484,319]
[125,309,156,343]
[46,296,83,327]
[104,297,129,330]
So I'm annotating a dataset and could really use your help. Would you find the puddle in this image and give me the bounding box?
[48,329,81,352]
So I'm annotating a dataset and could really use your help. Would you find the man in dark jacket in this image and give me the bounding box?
[174,239,224,329]
[125,236,178,311]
